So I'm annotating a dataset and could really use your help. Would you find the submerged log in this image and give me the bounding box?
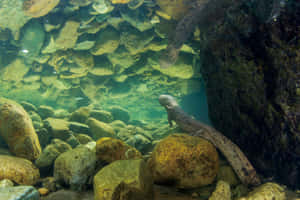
[159,94,261,186]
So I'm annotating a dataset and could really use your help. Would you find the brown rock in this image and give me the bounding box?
[96,137,142,163]
[0,98,41,161]
[148,134,219,189]
[0,155,40,185]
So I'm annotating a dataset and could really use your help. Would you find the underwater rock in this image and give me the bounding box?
[23,0,60,18]
[149,53,194,79]
[88,55,114,76]
[91,26,120,55]
[110,120,127,132]
[69,122,90,134]
[54,109,70,119]
[120,26,154,54]
[21,101,38,113]
[217,165,240,186]
[0,155,40,185]
[120,8,153,32]
[35,139,72,169]
[44,118,71,140]
[38,105,55,119]
[92,0,114,14]
[94,159,153,200]
[75,134,94,145]
[148,134,219,189]
[90,110,114,123]
[66,134,81,148]
[39,187,50,196]
[69,0,93,7]
[107,47,138,72]
[108,106,130,123]
[156,0,192,20]
[0,0,31,40]
[20,20,45,63]
[238,182,286,200]
[54,145,97,191]
[0,186,40,200]
[0,98,41,161]
[42,189,94,200]
[0,58,30,83]
[42,21,80,53]
[126,134,152,154]
[96,137,142,163]
[128,0,144,10]
[110,0,131,4]
[107,17,124,29]
[69,107,90,123]
[29,111,43,125]
[0,179,14,188]
[74,41,95,51]
[86,118,116,140]
[208,180,231,200]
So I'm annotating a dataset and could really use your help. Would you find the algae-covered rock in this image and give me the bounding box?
[74,40,95,50]
[96,137,142,163]
[20,20,45,62]
[217,165,240,186]
[156,0,192,20]
[69,107,90,123]
[89,55,114,76]
[86,117,116,140]
[120,26,154,54]
[0,179,14,188]
[0,0,31,40]
[126,134,152,154]
[90,110,114,123]
[149,53,194,79]
[108,106,130,123]
[38,105,55,119]
[35,139,72,169]
[107,47,138,72]
[0,98,41,161]
[75,134,94,144]
[94,159,153,200]
[209,180,231,200]
[44,118,71,140]
[148,134,219,189]
[0,58,30,83]
[69,122,90,134]
[238,182,286,200]
[0,186,40,200]
[69,0,92,6]
[23,0,60,18]
[20,101,38,113]
[91,26,120,55]
[92,0,114,14]
[42,21,80,53]
[120,8,153,32]
[0,155,40,185]
[54,146,97,190]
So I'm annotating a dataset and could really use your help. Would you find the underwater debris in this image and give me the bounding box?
[159,94,261,186]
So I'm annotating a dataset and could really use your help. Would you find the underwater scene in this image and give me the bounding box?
[0,0,299,199]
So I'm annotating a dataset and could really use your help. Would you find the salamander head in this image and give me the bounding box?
[159,94,179,109]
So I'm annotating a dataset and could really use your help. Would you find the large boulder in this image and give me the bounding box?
[96,137,142,163]
[0,155,40,185]
[94,159,153,200]
[54,146,97,190]
[0,98,41,161]
[148,134,219,189]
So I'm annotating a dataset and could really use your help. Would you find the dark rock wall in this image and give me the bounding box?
[198,0,300,188]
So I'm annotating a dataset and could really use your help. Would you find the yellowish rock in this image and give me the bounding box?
[91,27,120,55]
[110,0,131,4]
[156,0,192,20]
[238,182,286,200]
[0,155,40,185]
[148,134,219,189]
[217,165,239,186]
[23,0,60,18]
[209,180,231,200]
[38,188,50,196]
[86,118,116,140]
[94,159,153,200]
[1,58,29,82]
[0,98,41,161]
[56,21,80,50]
[96,137,142,163]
